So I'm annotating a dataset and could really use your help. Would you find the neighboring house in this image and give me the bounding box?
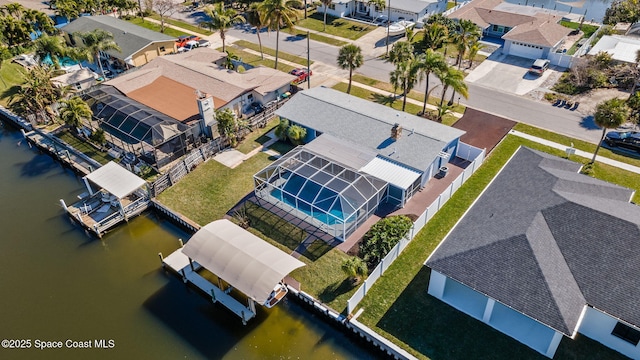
[51,68,97,91]
[588,35,640,64]
[425,147,640,359]
[104,47,296,137]
[253,87,466,240]
[321,0,446,27]
[448,0,572,59]
[60,15,176,68]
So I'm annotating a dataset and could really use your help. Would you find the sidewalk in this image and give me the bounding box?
[510,130,640,174]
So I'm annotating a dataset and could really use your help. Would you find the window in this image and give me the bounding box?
[329,4,335,10]
[612,322,640,345]
[159,46,166,52]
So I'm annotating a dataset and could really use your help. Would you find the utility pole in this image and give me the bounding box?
[304,0,307,19]
[307,31,311,89]
[386,0,391,55]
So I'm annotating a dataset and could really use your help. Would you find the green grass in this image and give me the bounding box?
[0,61,27,106]
[294,10,375,40]
[156,152,274,225]
[234,40,314,67]
[224,45,296,73]
[332,82,459,126]
[242,201,360,310]
[560,20,599,38]
[350,73,467,114]
[148,14,214,36]
[514,123,640,169]
[292,29,349,47]
[127,18,189,38]
[55,130,114,165]
[235,117,278,154]
[355,135,636,359]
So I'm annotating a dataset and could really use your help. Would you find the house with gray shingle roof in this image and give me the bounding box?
[425,146,640,359]
[321,0,446,28]
[448,0,572,60]
[253,87,469,240]
[60,15,177,67]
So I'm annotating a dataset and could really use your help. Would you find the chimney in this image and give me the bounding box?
[391,123,402,140]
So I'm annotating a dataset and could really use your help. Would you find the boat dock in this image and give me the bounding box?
[160,242,257,324]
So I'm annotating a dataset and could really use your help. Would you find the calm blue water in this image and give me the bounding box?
[504,0,613,23]
[271,173,346,225]
[42,55,79,67]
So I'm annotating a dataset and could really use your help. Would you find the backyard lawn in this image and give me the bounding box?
[295,11,375,40]
[56,130,114,165]
[0,61,27,106]
[355,134,635,359]
[235,117,278,154]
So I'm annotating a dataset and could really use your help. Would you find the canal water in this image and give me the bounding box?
[503,0,612,23]
[0,124,379,359]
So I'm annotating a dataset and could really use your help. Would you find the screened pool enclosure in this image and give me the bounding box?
[83,87,196,169]
[254,147,388,240]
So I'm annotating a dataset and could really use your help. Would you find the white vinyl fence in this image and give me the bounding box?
[347,144,486,314]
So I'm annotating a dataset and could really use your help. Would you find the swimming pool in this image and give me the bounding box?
[270,173,347,226]
[42,55,79,67]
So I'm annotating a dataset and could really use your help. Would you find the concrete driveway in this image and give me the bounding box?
[465,51,558,96]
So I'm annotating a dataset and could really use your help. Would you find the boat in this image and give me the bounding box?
[264,282,288,308]
[387,20,415,36]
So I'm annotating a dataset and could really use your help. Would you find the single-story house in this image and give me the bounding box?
[52,68,97,91]
[103,47,296,137]
[588,34,640,64]
[448,0,572,59]
[321,0,446,27]
[60,15,177,68]
[425,147,640,359]
[253,87,465,240]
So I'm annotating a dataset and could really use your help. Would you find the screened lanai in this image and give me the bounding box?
[254,147,388,240]
[83,87,195,169]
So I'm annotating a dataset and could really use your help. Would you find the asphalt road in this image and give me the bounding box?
[224,25,603,144]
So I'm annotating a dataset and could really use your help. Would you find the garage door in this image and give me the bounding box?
[508,42,544,59]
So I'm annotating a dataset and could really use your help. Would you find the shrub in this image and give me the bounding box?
[359,215,413,267]
[341,256,368,285]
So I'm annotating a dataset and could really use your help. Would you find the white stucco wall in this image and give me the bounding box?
[578,307,640,359]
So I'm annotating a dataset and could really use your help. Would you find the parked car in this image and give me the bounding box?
[290,68,312,84]
[528,59,550,75]
[198,39,210,47]
[251,102,265,114]
[176,35,200,48]
[604,131,640,153]
[373,15,389,25]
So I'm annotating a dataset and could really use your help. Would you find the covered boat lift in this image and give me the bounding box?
[61,161,151,237]
[160,219,305,324]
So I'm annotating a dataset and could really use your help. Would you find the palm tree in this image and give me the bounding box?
[319,0,332,31]
[388,40,414,66]
[591,98,629,164]
[59,96,92,129]
[274,118,290,140]
[453,19,480,69]
[466,39,484,68]
[287,124,307,145]
[33,35,67,69]
[390,57,420,111]
[337,44,363,94]
[200,3,245,53]
[422,22,449,51]
[246,3,267,59]
[417,49,447,114]
[435,66,468,118]
[74,29,121,78]
[341,256,368,285]
[259,0,302,69]
[9,65,69,122]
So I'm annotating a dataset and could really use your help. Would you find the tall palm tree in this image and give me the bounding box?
[59,96,92,129]
[9,65,68,122]
[33,35,67,69]
[246,3,267,59]
[200,2,245,53]
[388,40,414,66]
[453,19,480,69]
[422,22,448,51]
[337,44,363,94]
[320,0,332,31]
[591,98,629,164]
[417,49,447,114]
[435,66,468,119]
[390,57,420,111]
[259,0,301,69]
[74,29,121,78]
[466,39,484,68]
